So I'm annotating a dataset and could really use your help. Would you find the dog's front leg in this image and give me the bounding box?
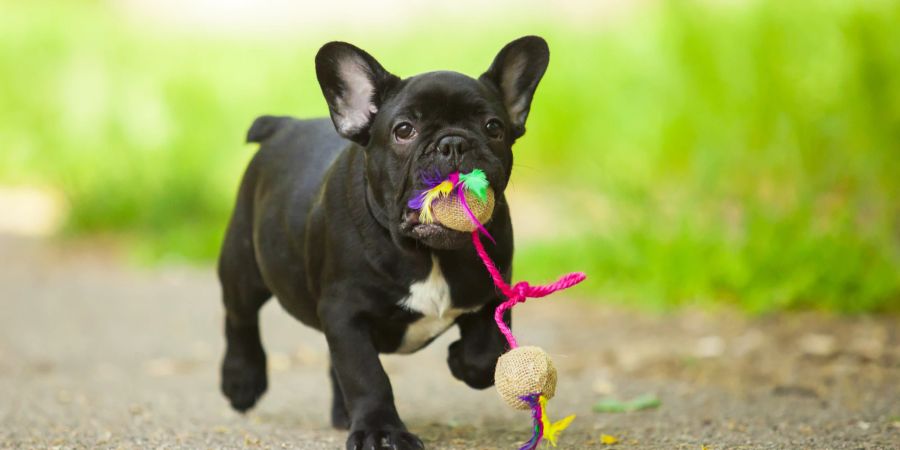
[322,299,425,450]
[448,300,510,389]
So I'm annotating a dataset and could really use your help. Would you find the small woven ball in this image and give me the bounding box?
[494,346,558,410]
[431,187,495,232]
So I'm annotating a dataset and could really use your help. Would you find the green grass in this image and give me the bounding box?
[1,0,898,312]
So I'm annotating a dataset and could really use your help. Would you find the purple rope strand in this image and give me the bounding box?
[457,184,495,243]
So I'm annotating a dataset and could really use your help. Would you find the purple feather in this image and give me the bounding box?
[420,170,445,189]
[407,170,447,210]
[518,393,543,450]
[407,192,428,210]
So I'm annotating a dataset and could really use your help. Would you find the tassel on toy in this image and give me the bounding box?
[407,170,495,238]
[540,395,576,447]
[519,394,544,450]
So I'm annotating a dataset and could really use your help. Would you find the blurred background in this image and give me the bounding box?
[2,0,898,312]
[1,1,899,448]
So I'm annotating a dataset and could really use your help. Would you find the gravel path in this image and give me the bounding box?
[0,235,897,449]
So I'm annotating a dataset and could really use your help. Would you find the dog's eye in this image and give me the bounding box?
[484,119,504,138]
[393,122,416,141]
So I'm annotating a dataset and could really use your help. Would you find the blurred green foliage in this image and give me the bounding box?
[1,1,898,312]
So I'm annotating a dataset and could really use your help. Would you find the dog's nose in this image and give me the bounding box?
[436,135,469,159]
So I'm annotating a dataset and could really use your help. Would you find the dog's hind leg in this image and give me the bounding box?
[218,164,272,413]
[219,278,270,413]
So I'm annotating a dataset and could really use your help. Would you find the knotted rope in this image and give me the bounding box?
[470,231,586,349]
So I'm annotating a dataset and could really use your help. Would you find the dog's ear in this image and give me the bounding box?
[480,36,550,139]
[315,42,400,145]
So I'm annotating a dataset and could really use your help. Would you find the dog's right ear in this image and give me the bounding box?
[315,42,400,146]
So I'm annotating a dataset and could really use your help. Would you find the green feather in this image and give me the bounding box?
[459,169,489,201]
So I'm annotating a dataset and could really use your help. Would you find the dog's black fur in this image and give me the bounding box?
[218,36,549,450]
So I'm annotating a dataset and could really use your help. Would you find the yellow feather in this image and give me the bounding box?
[435,180,454,195]
[419,181,454,224]
[539,395,576,447]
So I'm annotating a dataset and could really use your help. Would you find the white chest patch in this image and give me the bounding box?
[396,256,471,354]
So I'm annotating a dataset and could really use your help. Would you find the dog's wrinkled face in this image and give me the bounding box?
[316,37,549,249]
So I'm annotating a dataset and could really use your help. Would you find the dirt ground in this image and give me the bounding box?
[0,234,897,449]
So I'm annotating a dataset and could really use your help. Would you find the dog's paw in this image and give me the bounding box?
[447,339,497,390]
[346,429,425,450]
[220,350,267,413]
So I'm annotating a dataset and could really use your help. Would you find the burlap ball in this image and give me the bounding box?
[494,346,558,410]
[432,188,495,232]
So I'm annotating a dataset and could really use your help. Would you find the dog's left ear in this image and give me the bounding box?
[315,42,400,145]
[480,36,550,139]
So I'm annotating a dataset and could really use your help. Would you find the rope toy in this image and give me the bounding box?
[409,169,586,449]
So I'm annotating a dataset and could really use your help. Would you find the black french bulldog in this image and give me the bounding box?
[217,36,549,450]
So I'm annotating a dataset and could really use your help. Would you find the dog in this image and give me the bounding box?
[218,36,549,450]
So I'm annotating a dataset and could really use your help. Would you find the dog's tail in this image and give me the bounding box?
[246,115,287,144]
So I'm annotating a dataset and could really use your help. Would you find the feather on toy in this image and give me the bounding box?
[408,170,495,240]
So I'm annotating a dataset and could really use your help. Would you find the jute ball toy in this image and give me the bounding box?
[495,346,558,410]
[407,169,495,235]
[432,187,495,232]
[409,169,586,449]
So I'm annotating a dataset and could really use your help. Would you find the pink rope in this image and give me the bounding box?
[458,184,496,243]
[471,231,586,349]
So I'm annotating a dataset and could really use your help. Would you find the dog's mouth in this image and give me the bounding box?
[399,208,470,249]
